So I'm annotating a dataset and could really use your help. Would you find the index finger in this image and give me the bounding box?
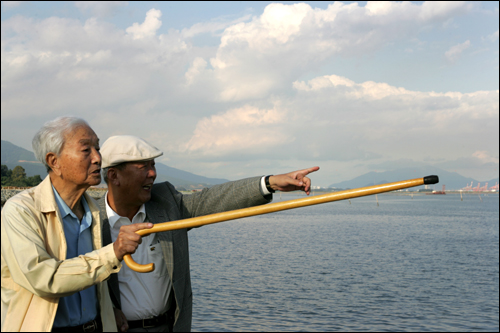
[297,166,320,176]
[130,222,154,231]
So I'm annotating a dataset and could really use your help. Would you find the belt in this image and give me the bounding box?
[128,313,168,329]
[52,316,102,332]
[128,292,176,330]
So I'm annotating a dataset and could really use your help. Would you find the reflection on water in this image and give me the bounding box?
[189,194,499,332]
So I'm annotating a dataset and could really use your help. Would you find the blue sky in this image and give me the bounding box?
[1,1,498,186]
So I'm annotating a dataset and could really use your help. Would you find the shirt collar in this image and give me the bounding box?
[52,185,92,226]
[105,191,146,228]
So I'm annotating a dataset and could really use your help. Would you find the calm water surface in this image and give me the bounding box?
[189,193,499,332]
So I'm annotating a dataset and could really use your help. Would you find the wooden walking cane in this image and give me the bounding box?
[124,175,439,273]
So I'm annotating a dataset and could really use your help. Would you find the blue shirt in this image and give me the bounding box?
[52,186,98,328]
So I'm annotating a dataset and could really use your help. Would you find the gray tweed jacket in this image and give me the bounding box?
[98,176,271,332]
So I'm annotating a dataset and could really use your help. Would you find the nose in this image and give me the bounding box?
[148,164,157,179]
[92,147,102,165]
[148,168,156,178]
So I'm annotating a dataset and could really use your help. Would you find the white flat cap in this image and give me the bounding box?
[101,135,163,168]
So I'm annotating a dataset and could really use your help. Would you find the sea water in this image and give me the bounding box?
[189,193,499,332]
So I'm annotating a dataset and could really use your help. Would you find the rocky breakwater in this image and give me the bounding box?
[2,187,107,208]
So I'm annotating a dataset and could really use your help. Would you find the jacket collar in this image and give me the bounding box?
[34,175,58,214]
[34,174,100,217]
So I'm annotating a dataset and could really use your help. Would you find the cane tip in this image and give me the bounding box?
[423,175,439,184]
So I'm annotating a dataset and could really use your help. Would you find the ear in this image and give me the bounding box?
[107,168,120,186]
[46,152,62,176]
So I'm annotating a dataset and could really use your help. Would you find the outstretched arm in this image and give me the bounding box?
[268,166,320,195]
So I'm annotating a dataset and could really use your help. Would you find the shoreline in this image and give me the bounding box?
[1,187,196,208]
[4,187,497,208]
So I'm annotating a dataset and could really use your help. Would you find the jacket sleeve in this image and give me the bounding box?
[179,176,272,218]
[1,200,121,299]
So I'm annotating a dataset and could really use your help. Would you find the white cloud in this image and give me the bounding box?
[1,2,497,185]
[1,2,474,108]
[487,29,499,42]
[287,75,499,165]
[472,150,499,164]
[182,105,291,157]
[176,73,498,170]
[126,8,162,40]
[1,11,191,119]
[419,1,471,22]
[181,14,252,38]
[202,1,472,101]
[445,40,471,63]
[185,57,209,85]
[293,75,412,99]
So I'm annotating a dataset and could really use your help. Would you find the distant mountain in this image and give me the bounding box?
[154,163,228,187]
[329,166,495,190]
[4,140,495,190]
[1,140,38,163]
[1,140,229,188]
[1,140,48,179]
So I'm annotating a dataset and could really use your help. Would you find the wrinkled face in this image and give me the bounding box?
[115,160,157,206]
[56,125,101,187]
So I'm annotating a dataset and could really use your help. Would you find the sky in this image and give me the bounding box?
[1,1,498,187]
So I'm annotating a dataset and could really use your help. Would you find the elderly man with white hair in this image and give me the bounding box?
[98,135,319,332]
[1,117,153,332]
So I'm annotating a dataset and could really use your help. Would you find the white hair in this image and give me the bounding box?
[32,116,91,172]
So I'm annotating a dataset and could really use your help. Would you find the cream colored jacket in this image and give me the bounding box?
[1,176,121,332]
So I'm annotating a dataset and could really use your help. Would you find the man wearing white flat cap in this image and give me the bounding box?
[98,135,319,332]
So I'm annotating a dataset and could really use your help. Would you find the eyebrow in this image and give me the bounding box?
[79,138,100,145]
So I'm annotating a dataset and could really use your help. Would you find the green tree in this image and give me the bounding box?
[1,165,42,187]
[1,165,13,186]
[9,166,28,186]
[26,175,43,186]
[1,165,11,178]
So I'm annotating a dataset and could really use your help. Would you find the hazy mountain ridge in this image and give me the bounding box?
[329,166,498,190]
[3,140,497,190]
[1,140,229,188]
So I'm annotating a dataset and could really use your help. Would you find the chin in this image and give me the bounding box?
[88,176,102,186]
[140,193,152,203]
